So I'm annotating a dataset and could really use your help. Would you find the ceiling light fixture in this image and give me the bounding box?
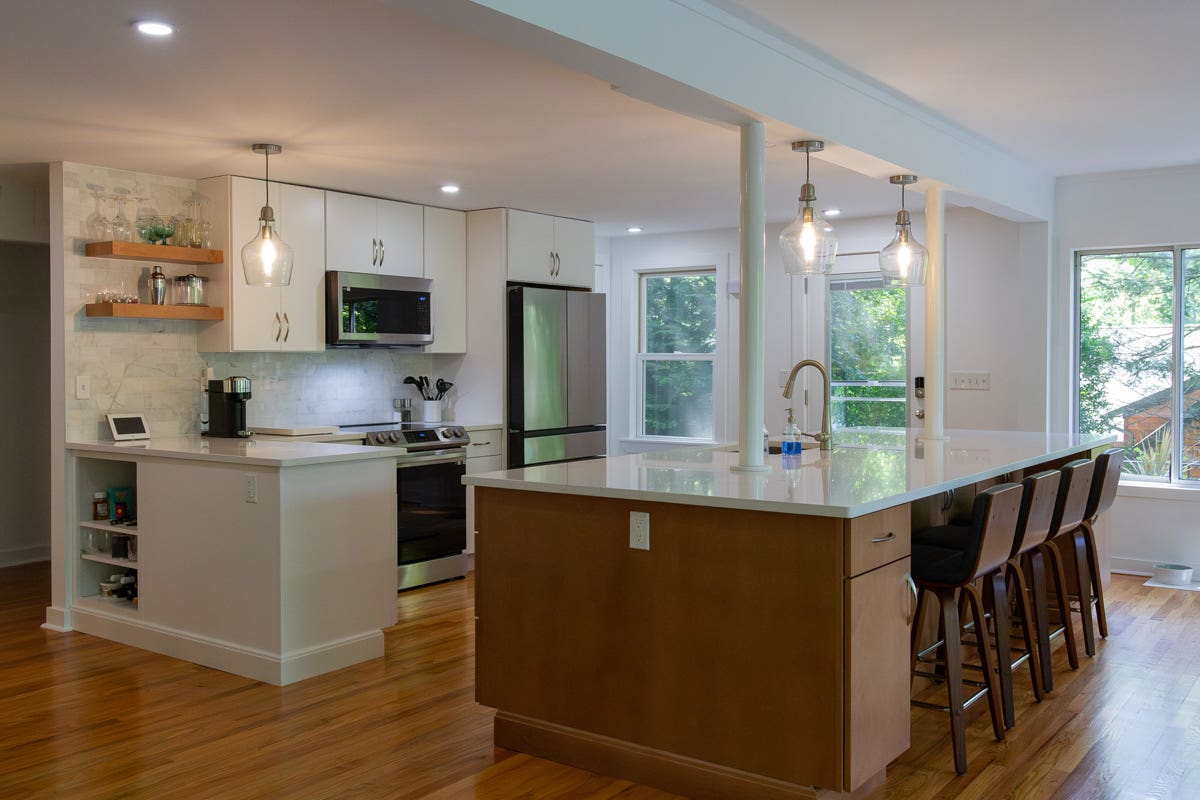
[241,144,294,287]
[824,208,842,217]
[626,227,642,234]
[134,20,174,36]
[878,175,928,287]
[780,140,837,275]
[440,184,460,194]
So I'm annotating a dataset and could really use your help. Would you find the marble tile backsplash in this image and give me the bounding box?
[63,162,466,441]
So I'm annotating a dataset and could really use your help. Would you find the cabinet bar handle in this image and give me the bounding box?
[380,239,385,266]
[870,532,896,544]
[471,441,491,446]
[372,238,378,266]
[273,312,281,342]
[905,574,918,625]
[548,250,555,276]
[283,312,290,343]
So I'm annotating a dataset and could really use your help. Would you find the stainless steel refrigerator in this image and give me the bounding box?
[507,285,606,468]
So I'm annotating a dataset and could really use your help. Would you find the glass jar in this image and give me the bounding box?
[92,491,109,520]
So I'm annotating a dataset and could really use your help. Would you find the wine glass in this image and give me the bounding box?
[110,190,134,242]
[85,185,112,241]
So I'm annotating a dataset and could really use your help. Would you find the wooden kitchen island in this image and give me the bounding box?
[466,429,1112,799]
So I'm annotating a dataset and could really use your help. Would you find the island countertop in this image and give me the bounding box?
[66,436,399,467]
[464,428,1115,518]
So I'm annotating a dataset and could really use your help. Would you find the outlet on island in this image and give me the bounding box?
[629,511,650,550]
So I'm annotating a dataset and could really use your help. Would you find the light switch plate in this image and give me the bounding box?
[75,375,90,400]
[951,371,991,390]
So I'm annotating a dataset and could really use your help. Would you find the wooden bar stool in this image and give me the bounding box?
[1078,447,1124,641]
[1039,458,1095,664]
[910,483,1022,774]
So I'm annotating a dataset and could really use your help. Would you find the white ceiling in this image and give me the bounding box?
[0,0,1194,238]
[721,0,1200,176]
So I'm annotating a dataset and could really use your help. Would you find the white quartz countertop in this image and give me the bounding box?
[464,428,1116,518]
[67,436,401,467]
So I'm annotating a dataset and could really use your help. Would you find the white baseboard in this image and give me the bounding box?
[1111,557,1159,577]
[70,603,383,685]
[0,546,49,568]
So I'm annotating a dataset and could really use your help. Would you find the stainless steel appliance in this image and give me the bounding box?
[325,271,433,348]
[342,422,469,590]
[206,377,252,438]
[507,285,606,468]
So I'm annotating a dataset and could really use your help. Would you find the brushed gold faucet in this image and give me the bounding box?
[782,360,832,451]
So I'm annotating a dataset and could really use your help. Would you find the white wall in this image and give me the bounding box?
[0,242,50,566]
[1054,165,1200,574]
[607,207,1048,454]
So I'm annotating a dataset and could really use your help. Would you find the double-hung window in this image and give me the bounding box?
[636,270,717,440]
[1075,247,1200,481]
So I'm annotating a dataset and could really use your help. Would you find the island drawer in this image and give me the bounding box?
[845,505,910,576]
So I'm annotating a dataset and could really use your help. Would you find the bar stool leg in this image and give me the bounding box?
[1082,520,1109,638]
[1070,530,1097,656]
[964,582,1006,743]
[1007,558,1043,702]
[937,587,968,775]
[1041,541,1081,670]
[984,570,1015,729]
[1026,549,1054,692]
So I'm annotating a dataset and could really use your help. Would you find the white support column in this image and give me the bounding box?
[734,120,769,471]
[923,184,948,440]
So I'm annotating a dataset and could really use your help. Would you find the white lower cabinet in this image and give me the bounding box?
[197,176,326,352]
[465,426,503,556]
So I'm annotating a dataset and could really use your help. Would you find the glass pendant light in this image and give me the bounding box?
[879,174,928,287]
[780,140,838,275]
[241,143,294,287]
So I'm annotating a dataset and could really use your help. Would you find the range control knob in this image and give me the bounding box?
[374,433,389,444]
[388,432,399,443]
[454,427,466,438]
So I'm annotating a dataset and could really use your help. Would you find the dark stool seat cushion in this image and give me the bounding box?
[912,524,978,585]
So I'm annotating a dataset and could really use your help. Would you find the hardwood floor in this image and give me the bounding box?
[2,562,1197,799]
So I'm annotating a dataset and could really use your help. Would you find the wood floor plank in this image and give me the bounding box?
[3,563,1200,798]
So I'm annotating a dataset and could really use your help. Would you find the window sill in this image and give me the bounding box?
[1117,480,1200,502]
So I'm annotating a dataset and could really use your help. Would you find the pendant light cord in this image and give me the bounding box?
[264,151,270,206]
[900,182,906,212]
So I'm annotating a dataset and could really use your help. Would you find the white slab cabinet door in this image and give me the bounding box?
[230,178,284,351]
[325,191,378,272]
[277,183,326,351]
[552,216,595,289]
[376,200,424,278]
[423,207,467,354]
[506,209,557,284]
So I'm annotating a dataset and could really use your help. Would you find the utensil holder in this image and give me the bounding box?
[422,400,442,423]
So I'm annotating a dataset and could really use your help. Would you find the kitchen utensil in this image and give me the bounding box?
[172,273,206,305]
[149,266,167,305]
[403,376,422,397]
[419,376,431,399]
[436,379,453,400]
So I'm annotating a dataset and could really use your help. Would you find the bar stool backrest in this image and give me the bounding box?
[1084,447,1125,523]
[972,482,1025,579]
[1011,469,1061,559]
[1048,458,1096,539]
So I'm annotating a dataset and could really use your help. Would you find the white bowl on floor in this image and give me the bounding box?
[1154,564,1194,586]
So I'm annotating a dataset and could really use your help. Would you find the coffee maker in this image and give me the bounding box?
[206,376,252,438]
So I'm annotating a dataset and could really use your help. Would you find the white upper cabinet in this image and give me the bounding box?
[423,206,467,354]
[196,176,327,353]
[326,191,423,277]
[505,209,594,288]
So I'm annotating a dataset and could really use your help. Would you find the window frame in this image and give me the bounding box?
[632,266,721,443]
[824,272,911,432]
[1072,244,1199,484]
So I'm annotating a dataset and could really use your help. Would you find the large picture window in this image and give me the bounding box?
[828,276,907,430]
[1076,247,1200,481]
[637,270,717,439]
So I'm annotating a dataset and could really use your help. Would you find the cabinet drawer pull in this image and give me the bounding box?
[870,532,896,544]
[471,441,491,446]
[905,574,918,625]
[372,238,378,266]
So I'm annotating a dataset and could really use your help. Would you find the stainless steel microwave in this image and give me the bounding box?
[325,271,434,348]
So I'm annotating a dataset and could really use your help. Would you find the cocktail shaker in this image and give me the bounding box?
[150,266,167,305]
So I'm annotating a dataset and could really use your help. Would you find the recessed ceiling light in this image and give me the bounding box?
[134,20,174,36]
[824,208,842,216]
[440,184,460,194]
[626,226,642,234]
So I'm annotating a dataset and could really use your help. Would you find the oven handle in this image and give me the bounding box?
[394,450,467,469]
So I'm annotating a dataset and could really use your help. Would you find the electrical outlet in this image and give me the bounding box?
[629,511,650,550]
[778,369,790,388]
[75,375,91,400]
[244,473,258,503]
[951,371,991,390]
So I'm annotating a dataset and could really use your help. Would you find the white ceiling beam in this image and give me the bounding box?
[398,0,1054,221]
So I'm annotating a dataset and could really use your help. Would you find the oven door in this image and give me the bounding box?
[326,270,434,347]
[395,450,467,566]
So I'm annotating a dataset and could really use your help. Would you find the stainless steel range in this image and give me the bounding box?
[341,422,470,591]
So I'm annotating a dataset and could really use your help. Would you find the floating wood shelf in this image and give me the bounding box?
[85,240,224,265]
[85,303,224,321]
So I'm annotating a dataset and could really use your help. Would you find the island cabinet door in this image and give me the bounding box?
[844,555,913,791]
